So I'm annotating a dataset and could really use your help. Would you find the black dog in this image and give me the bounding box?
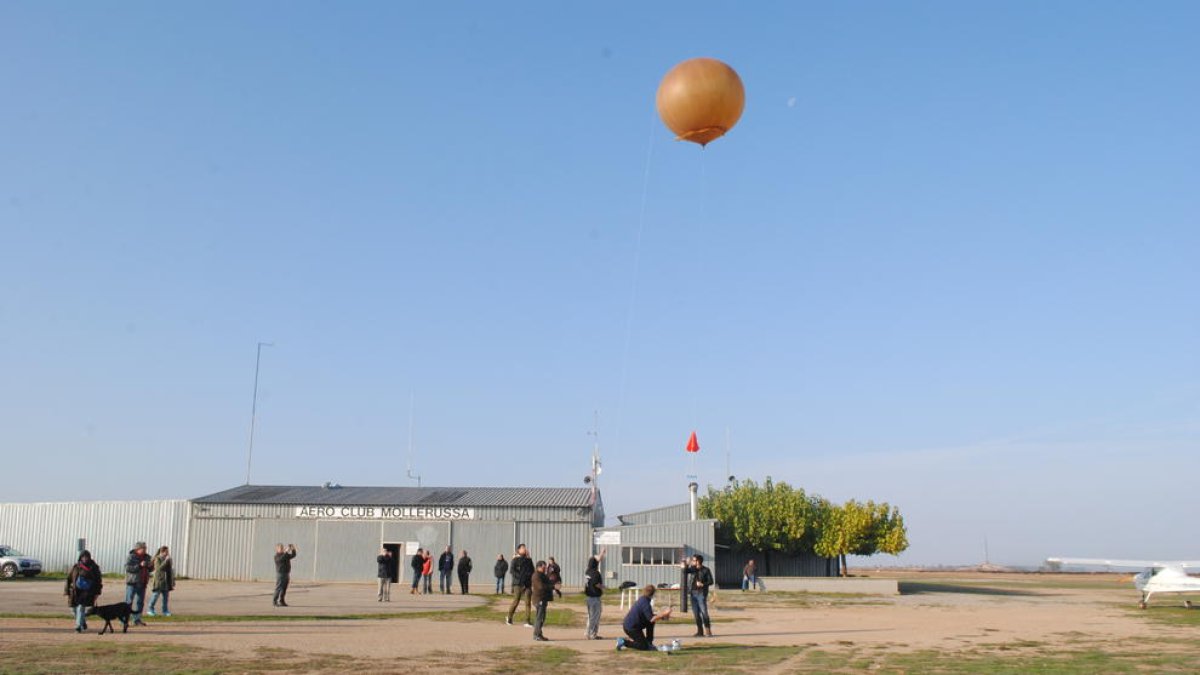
[87,602,133,635]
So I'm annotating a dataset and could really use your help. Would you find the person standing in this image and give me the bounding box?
[457,550,472,594]
[505,544,534,626]
[493,554,508,594]
[421,549,434,594]
[686,554,714,637]
[530,560,554,641]
[742,558,757,592]
[125,541,152,625]
[65,550,102,633]
[409,548,424,594]
[377,548,394,602]
[438,546,455,594]
[583,550,606,639]
[146,546,175,617]
[273,543,297,607]
[546,556,563,599]
[617,585,671,651]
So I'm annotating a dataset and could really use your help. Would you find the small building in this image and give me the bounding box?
[595,502,837,588]
[592,503,716,588]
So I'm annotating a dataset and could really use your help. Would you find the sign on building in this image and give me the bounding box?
[294,506,476,520]
[594,530,621,546]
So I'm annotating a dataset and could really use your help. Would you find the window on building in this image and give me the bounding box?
[621,546,684,566]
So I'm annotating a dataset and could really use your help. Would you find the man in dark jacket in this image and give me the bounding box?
[437,546,455,594]
[493,554,508,594]
[685,553,714,637]
[618,585,672,651]
[457,550,472,594]
[530,560,554,641]
[125,541,152,625]
[505,544,534,626]
[409,548,424,594]
[273,543,297,607]
[583,551,605,639]
[376,548,394,602]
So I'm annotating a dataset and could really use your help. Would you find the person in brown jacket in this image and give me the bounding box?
[65,550,103,633]
[530,560,554,641]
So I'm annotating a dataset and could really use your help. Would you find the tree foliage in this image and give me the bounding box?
[698,478,819,553]
[700,478,910,576]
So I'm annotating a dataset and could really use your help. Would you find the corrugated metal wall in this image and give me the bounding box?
[516,521,592,589]
[714,547,836,585]
[0,499,602,583]
[0,500,190,576]
[195,503,591,523]
[188,518,252,580]
[250,520,318,581]
[451,521,514,587]
[617,503,692,526]
[315,520,379,581]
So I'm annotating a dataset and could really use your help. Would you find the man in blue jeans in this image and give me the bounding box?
[685,553,714,637]
[124,541,152,626]
[437,546,455,594]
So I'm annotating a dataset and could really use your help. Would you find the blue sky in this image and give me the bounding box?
[2,2,1197,565]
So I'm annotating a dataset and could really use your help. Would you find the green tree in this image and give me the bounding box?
[698,478,819,553]
[701,479,910,576]
[814,499,910,576]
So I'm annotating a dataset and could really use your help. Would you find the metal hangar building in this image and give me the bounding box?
[188,484,603,584]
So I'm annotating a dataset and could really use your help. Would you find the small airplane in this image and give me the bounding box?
[1047,557,1200,609]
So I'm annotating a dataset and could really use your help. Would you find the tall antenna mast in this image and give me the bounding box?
[587,411,601,499]
[725,426,732,484]
[406,393,421,487]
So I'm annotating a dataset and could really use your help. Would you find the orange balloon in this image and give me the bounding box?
[656,57,745,146]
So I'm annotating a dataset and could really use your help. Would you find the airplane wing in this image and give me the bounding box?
[1048,557,1200,569]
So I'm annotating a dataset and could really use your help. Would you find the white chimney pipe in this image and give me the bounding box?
[688,482,699,521]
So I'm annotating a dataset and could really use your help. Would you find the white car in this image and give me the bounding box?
[0,545,43,579]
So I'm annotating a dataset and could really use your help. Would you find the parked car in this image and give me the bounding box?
[0,545,43,578]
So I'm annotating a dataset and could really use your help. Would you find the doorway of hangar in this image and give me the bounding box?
[383,543,402,583]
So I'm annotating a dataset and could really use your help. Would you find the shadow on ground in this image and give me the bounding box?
[900,582,1049,597]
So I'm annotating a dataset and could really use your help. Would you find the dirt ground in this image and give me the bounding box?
[0,572,1194,672]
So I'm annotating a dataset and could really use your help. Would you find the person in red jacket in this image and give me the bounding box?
[421,550,434,594]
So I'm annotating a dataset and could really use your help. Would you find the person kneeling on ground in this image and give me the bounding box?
[617,585,671,651]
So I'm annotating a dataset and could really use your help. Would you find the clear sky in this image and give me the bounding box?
[2,2,1197,566]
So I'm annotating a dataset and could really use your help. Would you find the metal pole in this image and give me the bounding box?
[246,341,273,484]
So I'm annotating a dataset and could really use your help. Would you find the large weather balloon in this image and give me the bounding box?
[655,57,745,147]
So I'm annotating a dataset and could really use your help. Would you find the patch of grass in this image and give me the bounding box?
[403,597,581,627]
[608,643,805,672]
[876,646,1200,673]
[715,590,888,610]
[0,642,413,674]
[1129,605,1200,627]
[486,646,581,672]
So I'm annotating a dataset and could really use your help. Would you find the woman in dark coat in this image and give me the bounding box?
[65,550,103,633]
[494,554,508,594]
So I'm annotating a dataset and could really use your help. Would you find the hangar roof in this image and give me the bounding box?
[194,484,596,508]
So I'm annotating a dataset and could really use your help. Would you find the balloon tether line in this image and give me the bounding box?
[613,109,659,463]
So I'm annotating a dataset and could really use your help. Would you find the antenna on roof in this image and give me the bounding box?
[406,393,422,488]
[586,410,601,502]
[725,426,734,485]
